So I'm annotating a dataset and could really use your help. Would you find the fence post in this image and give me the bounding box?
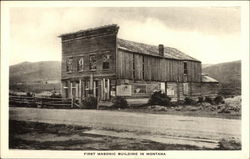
[71,98,74,108]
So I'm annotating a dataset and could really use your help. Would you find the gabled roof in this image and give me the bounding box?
[202,75,219,83]
[117,38,200,62]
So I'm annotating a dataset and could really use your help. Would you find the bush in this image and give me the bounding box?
[218,105,231,113]
[217,138,241,150]
[214,95,224,105]
[81,97,97,109]
[184,97,196,105]
[26,92,34,97]
[204,96,213,104]
[224,96,241,112]
[198,96,204,103]
[148,91,171,106]
[111,96,128,109]
[50,93,62,98]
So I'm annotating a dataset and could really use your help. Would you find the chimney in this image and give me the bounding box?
[159,44,164,56]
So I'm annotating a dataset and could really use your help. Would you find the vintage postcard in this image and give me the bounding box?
[1,1,249,159]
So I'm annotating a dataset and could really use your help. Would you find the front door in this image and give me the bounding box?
[81,78,111,101]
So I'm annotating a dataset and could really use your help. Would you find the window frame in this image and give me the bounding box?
[183,61,188,75]
[132,54,135,79]
[89,54,97,70]
[66,57,73,73]
[142,56,145,80]
[102,54,111,70]
[77,57,84,72]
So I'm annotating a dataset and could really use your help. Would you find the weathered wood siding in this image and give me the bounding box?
[61,34,117,80]
[189,83,201,96]
[117,49,201,82]
[201,83,219,97]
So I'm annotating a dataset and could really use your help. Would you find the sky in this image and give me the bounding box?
[9,7,241,65]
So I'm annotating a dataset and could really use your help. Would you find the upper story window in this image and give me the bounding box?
[66,57,73,72]
[89,55,97,70]
[103,54,111,69]
[142,56,145,80]
[132,54,135,79]
[77,57,84,72]
[184,61,188,75]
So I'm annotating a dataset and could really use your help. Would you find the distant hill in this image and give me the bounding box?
[202,60,241,95]
[9,60,241,95]
[10,61,61,83]
[9,61,61,93]
[202,64,213,69]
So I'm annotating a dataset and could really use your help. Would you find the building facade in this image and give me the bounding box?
[59,24,218,102]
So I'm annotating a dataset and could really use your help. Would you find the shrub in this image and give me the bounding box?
[50,93,62,98]
[224,96,241,112]
[26,92,34,97]
[81,97,97,109]
[184,97,196,105]
[218,105,231,113]
[214,95,224,105]
[204,96,213,104]
[217,138,241,150]
[111,96,128,109]
[148,91,171,106]
[198,96,204,103]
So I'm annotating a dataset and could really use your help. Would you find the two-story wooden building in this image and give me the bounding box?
[59,24,218,102]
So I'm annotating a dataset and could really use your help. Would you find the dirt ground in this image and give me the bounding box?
[111,106,241,120]
[114,96,242,120]
[10,107,241,150]
[9,120,206,150]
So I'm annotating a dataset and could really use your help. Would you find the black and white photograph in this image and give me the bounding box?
[1,1,249,159]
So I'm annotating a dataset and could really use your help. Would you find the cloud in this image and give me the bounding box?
[99,7,240,35]
[117,17,241,64]
[9,7,241,65]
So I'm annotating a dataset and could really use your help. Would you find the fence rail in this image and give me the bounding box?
[9,95,76,109]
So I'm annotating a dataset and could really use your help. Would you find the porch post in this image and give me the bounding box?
[90,73,93,96]
[79,79,82,103]
[103,78,106,100]
[100,79,103,101]
[70,82,73,99]
[93,81,96,97]
[107,78,110,100]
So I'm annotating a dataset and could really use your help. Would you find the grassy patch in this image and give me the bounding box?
[215,138,241,150]
[9,120,213,150]
[113,105,241,120]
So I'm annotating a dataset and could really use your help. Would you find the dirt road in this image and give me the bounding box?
[10,107,241,149]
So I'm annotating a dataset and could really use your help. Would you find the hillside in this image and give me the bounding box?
[10,61,61,83]
[202,60,241,95]
[202,64,213,69]
[9,60,241,95]
[9,61,61,93]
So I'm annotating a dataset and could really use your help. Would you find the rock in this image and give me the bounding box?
[190,107,200,111]
[202,102,211,107]
[210,106,217,111]
[175,107,181,111]
[217,138,241,150]
[153,105,167,111]
[218,106,231,113]
[185,106,201,111]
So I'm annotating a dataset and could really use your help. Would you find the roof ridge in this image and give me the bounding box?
[117,38,200,62]
[118,38,182,52]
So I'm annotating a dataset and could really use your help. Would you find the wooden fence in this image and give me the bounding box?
[9,95,79,109]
